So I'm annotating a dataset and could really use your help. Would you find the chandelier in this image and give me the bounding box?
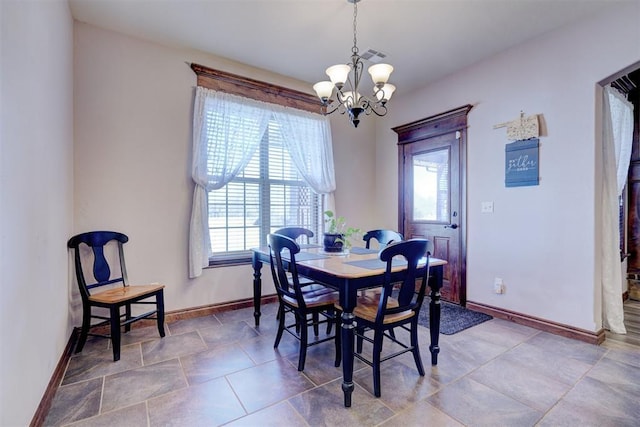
[313,0,395,128]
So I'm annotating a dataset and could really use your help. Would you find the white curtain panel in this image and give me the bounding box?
[601,85,634,333]
[271,106,336,194]
[189,88,271,278]
[188,88,336,278]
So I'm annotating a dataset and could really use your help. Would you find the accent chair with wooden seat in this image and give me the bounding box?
[268,233,341,371]
[67,231,166,361]
[352,238,430,397]
[362,229,404,249]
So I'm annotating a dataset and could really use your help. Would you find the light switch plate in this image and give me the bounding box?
[481,201,494,213]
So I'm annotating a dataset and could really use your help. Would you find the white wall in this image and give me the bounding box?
[0,1,74,425]
[73,23,376,319]
[376,4,640,332]
[331,114,378,233]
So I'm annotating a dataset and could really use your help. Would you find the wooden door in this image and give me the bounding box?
[393,106,472,305]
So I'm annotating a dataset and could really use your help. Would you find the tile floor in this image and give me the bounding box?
[44,301,640,426]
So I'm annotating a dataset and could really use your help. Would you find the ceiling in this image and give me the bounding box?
[68,0,623,96]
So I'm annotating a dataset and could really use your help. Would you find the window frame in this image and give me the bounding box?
[207,125,323,264]
[190,63,325,267]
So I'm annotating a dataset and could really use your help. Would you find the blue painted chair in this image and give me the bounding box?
[353,239,430,397]
[274,227,314,244]
[363,229,404,249]
[268,233,341,371]
[67,231,165,361]
[273,227,333,334]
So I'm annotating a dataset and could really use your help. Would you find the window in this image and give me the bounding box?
[412,148,450,222]
[188,68,335,278]
[208,120,323,263]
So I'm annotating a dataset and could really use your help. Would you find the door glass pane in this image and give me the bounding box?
[412,148,450,221]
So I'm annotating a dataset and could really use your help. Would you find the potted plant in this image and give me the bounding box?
[323,210,361,253]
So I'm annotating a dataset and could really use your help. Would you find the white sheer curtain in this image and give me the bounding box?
[271,106,336,194]
[189,88,271,278]
[189,87,336,278]
[602,85,634,333]
[271,105,336,217]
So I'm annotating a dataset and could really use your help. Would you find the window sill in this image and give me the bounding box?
[208,255,253,268]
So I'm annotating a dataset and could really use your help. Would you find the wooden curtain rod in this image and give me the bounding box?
[190,63,322,114]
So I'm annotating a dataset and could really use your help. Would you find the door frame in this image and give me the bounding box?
[393,105,472,305]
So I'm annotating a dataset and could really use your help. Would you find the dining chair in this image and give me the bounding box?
[363,229,404,249]
[268,233,341,371]
[273,227,333,333]
[67,231,166,362]
[273,227,320,287]
[273,227,314,244]
[352,238,430,397]
[360,229,405,302]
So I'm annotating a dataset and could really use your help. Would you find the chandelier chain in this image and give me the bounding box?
[352,0,358,55]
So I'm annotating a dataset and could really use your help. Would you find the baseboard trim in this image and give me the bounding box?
[467,301,606,345]
[164,294,278,323]
[32,294,278,425]
[30,329,79,427]
[91,294,280,333]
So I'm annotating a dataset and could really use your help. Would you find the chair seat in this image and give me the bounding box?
[286,271,313,284]
[358,288,382,301]
[300,282,335,295]
[339,293,413,324]
[283,271,335,296]
[89,283,165,304]
[354,297,414,324]
[286,272,335,292]
[282,290,339,309]
[335,290,395,311]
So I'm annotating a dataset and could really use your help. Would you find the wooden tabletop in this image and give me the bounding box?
[254,245,446,279]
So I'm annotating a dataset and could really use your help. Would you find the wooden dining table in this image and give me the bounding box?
[250,244,447,407]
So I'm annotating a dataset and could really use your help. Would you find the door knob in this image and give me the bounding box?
[445,224,458,229]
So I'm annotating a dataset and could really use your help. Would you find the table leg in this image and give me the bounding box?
[341,310,355,407]
[428,265,442,365]
[252,253,263,327]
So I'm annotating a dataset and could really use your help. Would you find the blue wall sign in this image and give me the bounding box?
[505,138,539,187]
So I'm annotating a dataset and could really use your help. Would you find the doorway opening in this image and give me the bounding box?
[615,67,640,300]
[606,64,640,346]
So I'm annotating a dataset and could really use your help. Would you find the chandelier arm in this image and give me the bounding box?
[368,103,388,117]
[322,101,344,115]
[336,89,350,109]
[359,96,372,113]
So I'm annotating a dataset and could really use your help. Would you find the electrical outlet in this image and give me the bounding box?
[493,277,504,294]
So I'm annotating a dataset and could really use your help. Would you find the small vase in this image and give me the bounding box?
[323,233,344,252]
